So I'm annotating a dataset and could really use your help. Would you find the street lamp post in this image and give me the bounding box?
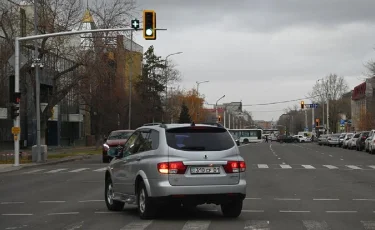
[317,78,325,128]
[215,95,225,122]
[196,80,209,121]
[164,52,183,122]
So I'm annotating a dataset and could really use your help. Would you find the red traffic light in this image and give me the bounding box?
[14,92,21,104]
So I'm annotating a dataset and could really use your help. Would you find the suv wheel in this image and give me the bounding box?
[221,199,243,218]
[137,181,155,219]
[105,178,125,211]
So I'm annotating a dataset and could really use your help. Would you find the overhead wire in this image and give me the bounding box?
[241,94,323,106]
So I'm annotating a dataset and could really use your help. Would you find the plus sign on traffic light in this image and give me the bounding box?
[131,19,140,30]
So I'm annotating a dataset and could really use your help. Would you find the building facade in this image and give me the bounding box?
[351,77,375,131]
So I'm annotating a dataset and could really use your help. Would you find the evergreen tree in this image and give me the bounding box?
[178,102,192,123]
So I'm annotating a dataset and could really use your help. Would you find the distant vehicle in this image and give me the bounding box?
[228,129,263,143]
[104,123,246,219]
[102,130,134,163]
[277,135,299,143]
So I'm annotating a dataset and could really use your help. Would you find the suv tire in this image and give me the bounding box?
[221,199,243,218]
[105,178,125,211]
[137,181,156,219]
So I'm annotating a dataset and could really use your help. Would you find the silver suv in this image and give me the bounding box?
[104,123,247,219]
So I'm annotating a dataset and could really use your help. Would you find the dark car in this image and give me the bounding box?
[277,135,299,143]
[356,131,369,151]
[102,130,134,163]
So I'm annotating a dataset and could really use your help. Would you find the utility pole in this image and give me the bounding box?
[304,109,308,131]
[128,30,133,129]
[311,106,315,131]
[223,110,226,128]
[228,113,231,129]
[327,93,331,133]
[196,80,209,121]
[33,0,42,162]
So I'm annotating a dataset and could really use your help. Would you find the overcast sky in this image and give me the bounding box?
[131,0,374,121]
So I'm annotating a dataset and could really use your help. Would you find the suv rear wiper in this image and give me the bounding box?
[181,146,206,150]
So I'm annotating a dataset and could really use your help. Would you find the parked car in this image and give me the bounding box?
[102,130,134,163]
[293,135,311,143]
[342,133,354,149]
[348,133,360,150]
[277,135,299,143]
[365,130,375,152]
[104,123,246,219]
[327,134,340,147]
[367,134,375,154]
[338,133,346,147]
[356,131,369,151]
[318,134,328,146]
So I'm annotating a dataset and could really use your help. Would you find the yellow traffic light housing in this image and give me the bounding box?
[143,10,156,40]
[301,101,305,109]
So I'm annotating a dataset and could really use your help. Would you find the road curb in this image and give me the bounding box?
[0,155,92,174]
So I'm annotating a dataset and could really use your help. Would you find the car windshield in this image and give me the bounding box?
[108,131,133,140]
[166,126,235,151]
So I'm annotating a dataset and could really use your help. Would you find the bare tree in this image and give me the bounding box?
[309,74,349,132]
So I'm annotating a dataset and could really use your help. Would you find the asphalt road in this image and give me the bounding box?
[1,142,375,230]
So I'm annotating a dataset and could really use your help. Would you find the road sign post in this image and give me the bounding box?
[13,25,168,166]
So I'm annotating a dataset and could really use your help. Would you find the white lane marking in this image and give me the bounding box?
[120,220,153,230]
[257,164,269,169]
[93,167,107,172]
[368,165,375,169]
[244,220,270,229]
[329,155,333,157]
[182,220,211,230]
[1,202,25,204]
[245,198,262,200]
[69,168,90,172]
[353,199,375,201]
[1,213,33,216]
[39,201,66,203]
[278,158,281,159]
[313,198,340,201]
[346,165,362,170]
[23,169,46,174]
[323,165,338,169]
[326,211,357,213]
[361,221,375,230]
[340,159,344,161]
[45,168,68,173]
[302,165,315,169]
[302,220,329,230]
[79,200,104,203]
[274,198,301,201]
[242,210,264,213]
[280,164,292,169]
[47,212,79,215]
[280,210,310,213]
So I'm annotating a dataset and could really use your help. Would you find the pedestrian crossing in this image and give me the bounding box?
[253,164,375,170]
[19,164,375,174]
[78,219,375,230]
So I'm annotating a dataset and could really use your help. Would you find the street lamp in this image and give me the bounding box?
[164,52,183,122]
[215,95,225,121]
[196,80,209,120]
[317,78,325,128]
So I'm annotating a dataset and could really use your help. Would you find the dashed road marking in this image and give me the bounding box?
[244,220,270,230]
[93,167,107,172]
[2,213,33,216]
[346,165,362,170]
[1,202,25,205]
[69,168,90,172]
[274,198,301,201]
[46,168,68,173]
[326,210,357,213]
[302,220,329,230]
[302,165,315,169]
[257,164,269,169]
[119,220,153,230]
[181,220,211,230]
[313,198,340,201]
[47,212,79,215]
[280,164,292,169]
[39,201,66,203]
[280,210,310,213]
[323,165,338,169]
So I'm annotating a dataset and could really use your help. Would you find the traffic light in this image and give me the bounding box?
[143,10,156,40]
[11,92,21,119]
[11,104,20,119]
[218,115,221,122]
[300,101,305,109]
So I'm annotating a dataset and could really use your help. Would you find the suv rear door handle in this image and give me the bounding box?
[136,157,141,161]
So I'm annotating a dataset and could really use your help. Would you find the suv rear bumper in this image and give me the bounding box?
[150,193,246,206]
[146,178,247,197]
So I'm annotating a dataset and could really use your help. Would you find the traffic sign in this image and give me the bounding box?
[340,119,345,125]
[304,127,309,131]
[11,126,20,135]
[131,19,140,30]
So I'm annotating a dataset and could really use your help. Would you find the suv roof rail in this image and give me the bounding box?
[201,122,224,128]
[143,123,162,126]
[159,123,167,128]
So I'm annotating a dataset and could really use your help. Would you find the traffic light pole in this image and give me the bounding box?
[13,27,168,166]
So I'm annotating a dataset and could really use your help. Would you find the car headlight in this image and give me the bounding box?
[103,143,109,150]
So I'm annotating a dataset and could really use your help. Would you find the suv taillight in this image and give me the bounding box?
[224,161,246,173]
[157,161,186,174]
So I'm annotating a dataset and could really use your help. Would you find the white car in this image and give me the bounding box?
[293,135,310,143]
[348,133,360,150]
[368,135,375,154]
[342,133,354,149]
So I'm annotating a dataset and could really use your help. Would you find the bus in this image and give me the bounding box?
[228,129,263,143]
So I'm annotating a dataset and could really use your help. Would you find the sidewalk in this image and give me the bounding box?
[0,146,100,173]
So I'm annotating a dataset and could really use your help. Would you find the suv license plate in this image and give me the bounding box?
[190,167,220,174]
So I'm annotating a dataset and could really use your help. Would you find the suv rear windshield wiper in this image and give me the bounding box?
[181,146,206,150]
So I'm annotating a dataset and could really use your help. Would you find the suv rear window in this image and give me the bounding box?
[166,127,235,151]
